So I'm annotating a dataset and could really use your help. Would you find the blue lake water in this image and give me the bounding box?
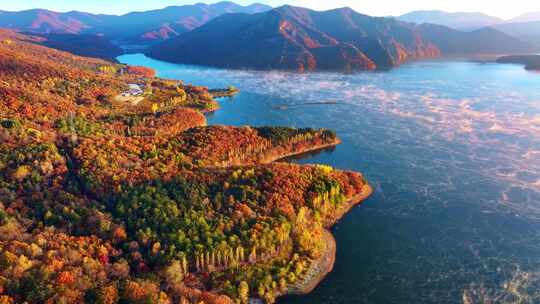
[118,54,540,303]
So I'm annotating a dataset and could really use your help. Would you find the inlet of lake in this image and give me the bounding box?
[118,54,540,303]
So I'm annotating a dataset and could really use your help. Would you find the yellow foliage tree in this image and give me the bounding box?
[98,66,118,74]
[238,281,249,304]
[151,103,159,115]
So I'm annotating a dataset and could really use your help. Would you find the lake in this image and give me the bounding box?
[118,54,540,303]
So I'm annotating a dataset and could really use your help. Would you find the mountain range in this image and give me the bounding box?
[397,10,540,29]
[0,2,271,45]
[397,10,540,47]
[147,5,444,71]
[491,22,540,48]
[398,10,503,30]
[507,12,540,23]
[146,5,536,71]
[415,24,534,55]
[1,3,539,71]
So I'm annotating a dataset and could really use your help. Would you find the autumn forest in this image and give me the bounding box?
[0,29,371,304]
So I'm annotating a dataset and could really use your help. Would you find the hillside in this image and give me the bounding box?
[398,10,503,30]
[0,2,271,45]
[0,29,371,303]
[147,5,441,72]
[29,33,124,61]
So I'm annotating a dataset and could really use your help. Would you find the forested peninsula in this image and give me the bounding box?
[0,29,371,303]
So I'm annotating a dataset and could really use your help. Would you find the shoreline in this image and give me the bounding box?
[204,138,342,169]
[264,139,342,164]
[117,54,371,304]
[496,55,540,71]
[285,229,336,295]
[269,183,373,302]
[325,183,374,227]
[293,184,373,294]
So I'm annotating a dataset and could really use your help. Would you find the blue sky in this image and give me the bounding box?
[0,0,538,19]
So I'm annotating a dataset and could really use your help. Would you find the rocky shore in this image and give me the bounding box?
[269,183,374,302]
[294,184,373,293]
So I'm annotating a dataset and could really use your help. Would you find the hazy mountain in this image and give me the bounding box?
[416,24,536,54]
[398,10,503,30]
[146,5,441,72]
[397,10,540,48]
[0,2,271,45]
[491,21,540,48]
[508,12,540,23]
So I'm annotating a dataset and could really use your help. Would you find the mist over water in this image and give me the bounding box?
[119,54,540,303]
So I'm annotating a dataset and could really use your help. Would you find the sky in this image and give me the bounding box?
[0,0,539,19]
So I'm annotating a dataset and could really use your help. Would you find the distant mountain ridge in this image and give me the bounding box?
[416,24,535,54]
[0,2,272,45]
[1,3,537,69]
[397,10,540,30]
[508,12,540,23]
[398,10,503,30]
[146,5,536,72]
[491,21,540,48]
[397,10,540,49]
